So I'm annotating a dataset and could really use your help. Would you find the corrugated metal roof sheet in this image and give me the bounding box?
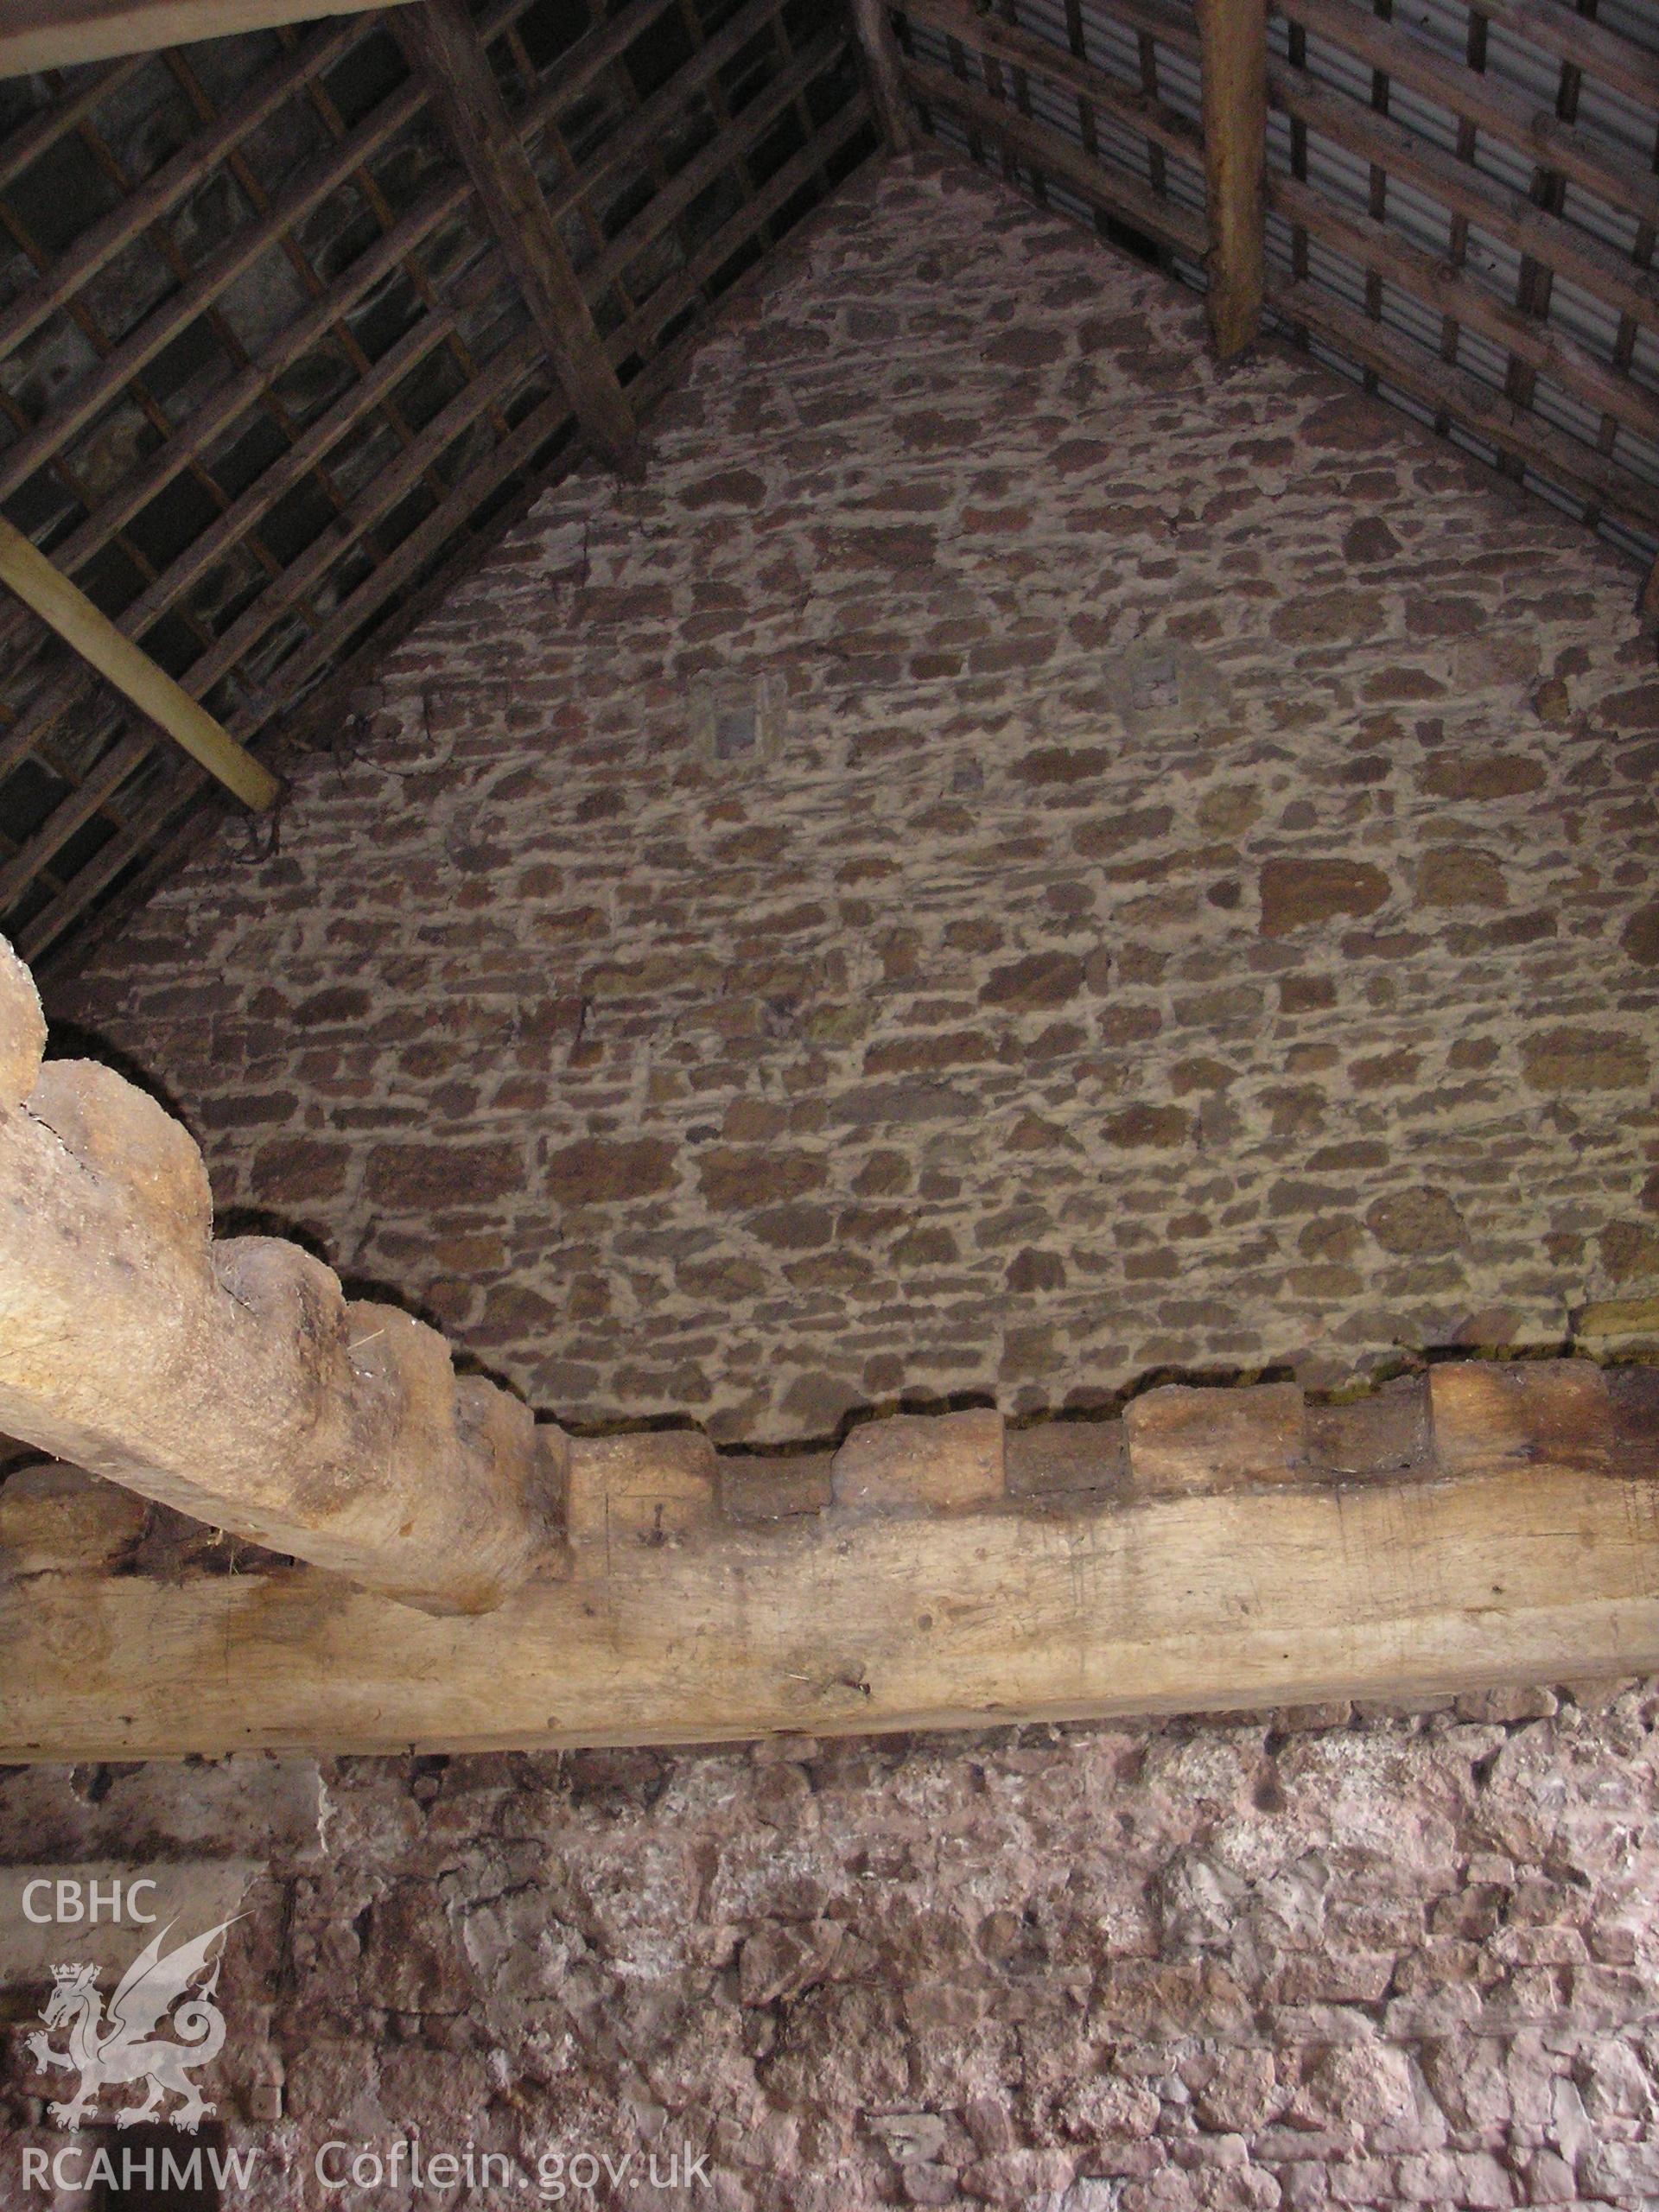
[899,0,1659,567]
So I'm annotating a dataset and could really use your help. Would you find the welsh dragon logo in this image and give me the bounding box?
[26,1916,235,2133]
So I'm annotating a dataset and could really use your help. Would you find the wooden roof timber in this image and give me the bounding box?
[0,0,416,80]
[1196,0,1267,358]
[0,0,871,963]
[0,518,279,813]
[0,0,1653,968]
[0,935,550,1614]
[4,931,1659,1756]
[22,82,876,972]
[392,0,643,480]
[2,13,849,804]
[850,0,916,150]
[10,1412,1659,1758]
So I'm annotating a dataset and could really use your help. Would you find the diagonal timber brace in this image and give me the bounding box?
[0,937,556,1614]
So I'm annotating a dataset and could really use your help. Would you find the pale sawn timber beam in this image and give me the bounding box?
[0,936,556,1613]
[3,1361,1659,1760]
[0,0,416,79]
[1196,0,1268,357]
[0,518,279,814]
[393,0,644,481]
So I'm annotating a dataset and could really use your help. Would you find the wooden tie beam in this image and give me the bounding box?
[1,933,1658,1758]
[3,1357,1659,1762]
[393,0,645,480]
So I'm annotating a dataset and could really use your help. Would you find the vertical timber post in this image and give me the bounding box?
[1197,0,1268,359]
[850,0,914,153]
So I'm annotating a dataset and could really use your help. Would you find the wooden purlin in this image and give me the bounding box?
[0,43,476,821]
[1266,62,1659,338]
[0,1,868,956]
[904,0,1204,165]
[0,0,657,525]
[0,16,374,369]
[903,56,1209,258]
[0,0,419,80]
[1269,174,1659,454]
[1272,0,1658,228]
[1472,0,1659,106]
[23,86,878,974]
[1264,273,1659,536]
[264,92,874,777]
[0,56,145,193]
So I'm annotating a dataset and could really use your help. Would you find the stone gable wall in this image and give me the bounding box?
[51,155,1659,1444]
[14,151,1659,2209]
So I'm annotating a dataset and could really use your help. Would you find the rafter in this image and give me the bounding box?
[1265,274,1659,537]
[0,0,868,960]
[1274,0,1659,229]
[392,0,643,480]
[0,0,415,80]
[901,58,1207,261]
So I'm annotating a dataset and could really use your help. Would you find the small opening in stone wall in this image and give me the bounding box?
[695,672,779,770]
[714,702,759,761]
[1129,653,1181,710]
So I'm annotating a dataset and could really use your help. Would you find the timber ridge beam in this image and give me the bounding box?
[3,932,1659,1759]
[392,0,645,481]
[0,0,416,79]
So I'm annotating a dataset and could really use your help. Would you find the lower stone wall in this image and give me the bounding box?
[5,1688,1659,2209]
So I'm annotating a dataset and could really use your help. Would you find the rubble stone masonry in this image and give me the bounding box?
[51,157,1659,1438]
[10,153,1659,2206]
